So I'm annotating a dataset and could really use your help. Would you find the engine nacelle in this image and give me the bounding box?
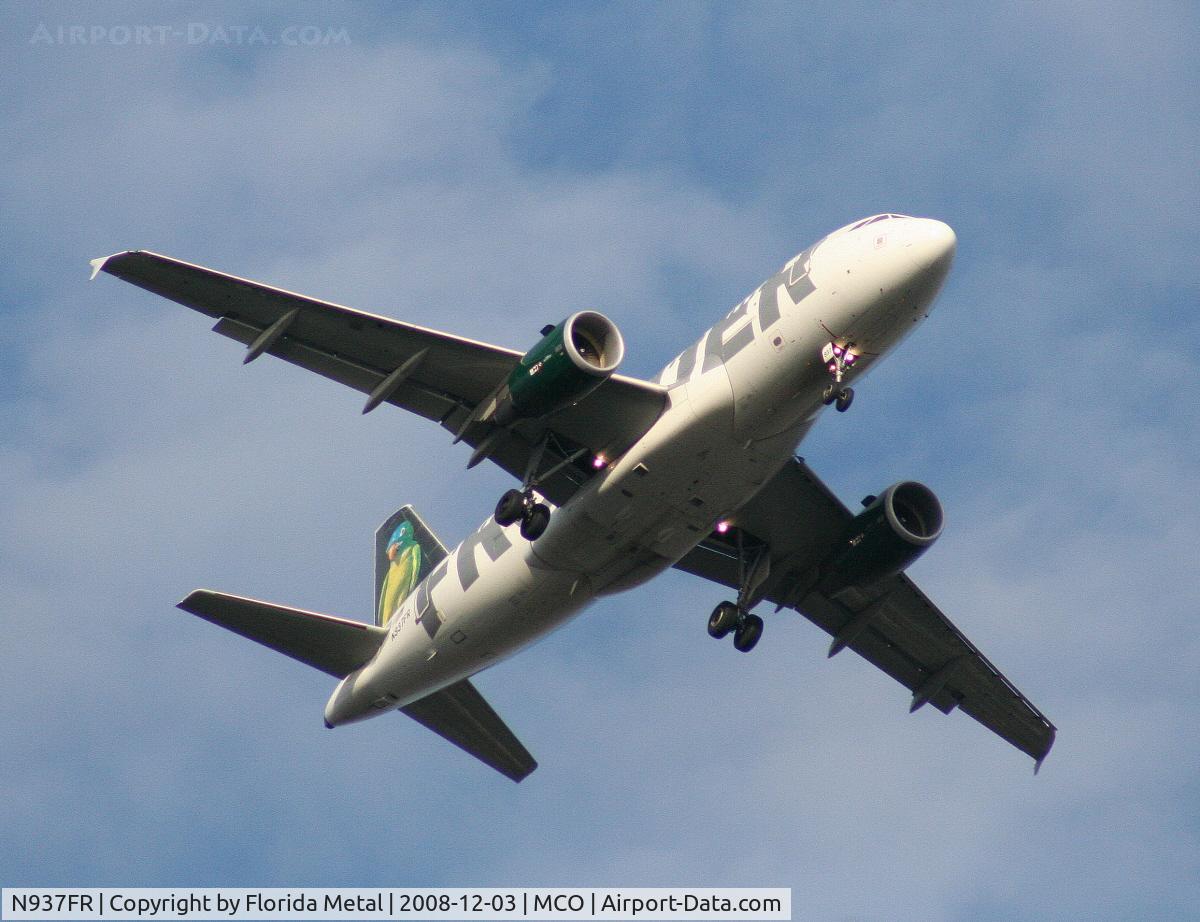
[499,311,625,421]
[820,481,944,597]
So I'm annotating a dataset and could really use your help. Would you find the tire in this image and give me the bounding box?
[495,489,525,526]
[733,614,764,652]
[520,503,551,541]
[822,384,837,406]
[835,387,854,413]
[707,601,740,639]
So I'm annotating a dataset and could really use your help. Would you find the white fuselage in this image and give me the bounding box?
[324,215,956,726]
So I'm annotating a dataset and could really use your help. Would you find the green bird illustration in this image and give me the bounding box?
[378,520,422,627]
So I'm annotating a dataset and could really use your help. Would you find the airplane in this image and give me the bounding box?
[91,213,1056,782]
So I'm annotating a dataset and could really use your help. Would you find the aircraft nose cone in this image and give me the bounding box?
[915,218,957,270]
[902,218,956,295]
[931,219,956,263]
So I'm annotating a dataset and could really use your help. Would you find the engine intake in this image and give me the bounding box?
[820,481,943,597]
[502,311,625,420]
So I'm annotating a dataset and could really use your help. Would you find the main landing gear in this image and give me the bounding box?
[495,488,551,541]
[706,527,771,653]
[708,601,764,653]
[492,432,590,542]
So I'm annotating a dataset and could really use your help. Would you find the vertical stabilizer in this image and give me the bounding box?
[375,506,449,627]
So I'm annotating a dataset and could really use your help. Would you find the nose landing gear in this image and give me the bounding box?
[821,336,859,413]
[823,384,855,412]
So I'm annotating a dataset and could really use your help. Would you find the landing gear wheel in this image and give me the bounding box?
[494,489,526,527]
[520,503,551,541]
[822,384,838,406]
[708,601,740,639]
[733,614,764,652]
[835,387,855,413]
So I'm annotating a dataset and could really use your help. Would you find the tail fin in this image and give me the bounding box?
[374,505,449,627]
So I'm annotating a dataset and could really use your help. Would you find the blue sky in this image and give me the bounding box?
[2,2,1199,919]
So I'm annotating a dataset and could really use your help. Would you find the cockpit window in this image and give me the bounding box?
[830,213,915,238]
[849,214,898,231]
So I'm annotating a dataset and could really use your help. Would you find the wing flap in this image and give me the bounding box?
[401,679,537,783]
[179,590,386,679]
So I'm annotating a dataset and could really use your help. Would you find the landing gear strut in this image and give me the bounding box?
[706,527,770,653]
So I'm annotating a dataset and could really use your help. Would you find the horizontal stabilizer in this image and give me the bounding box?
[181,590,534,780]
[179,590,386,679]
[402,680,538,783]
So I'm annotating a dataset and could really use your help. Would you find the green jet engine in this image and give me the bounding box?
[489,311,625,425]
[820,481,943,597]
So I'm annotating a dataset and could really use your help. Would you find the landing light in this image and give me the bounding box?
[592,453,607,470]
[715,520,731,535]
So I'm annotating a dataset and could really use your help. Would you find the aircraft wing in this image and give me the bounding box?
[92,250,667,506]
[179,590,537,781]
[673,458,1057,769]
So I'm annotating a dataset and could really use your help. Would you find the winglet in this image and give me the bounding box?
[1033,726,1056,775]
[89,252,124,281]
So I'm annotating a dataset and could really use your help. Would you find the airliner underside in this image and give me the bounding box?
[92,214,1056,781]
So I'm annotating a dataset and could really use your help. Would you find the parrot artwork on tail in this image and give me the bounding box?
[378,520,422,627]
[373,506,446,629]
